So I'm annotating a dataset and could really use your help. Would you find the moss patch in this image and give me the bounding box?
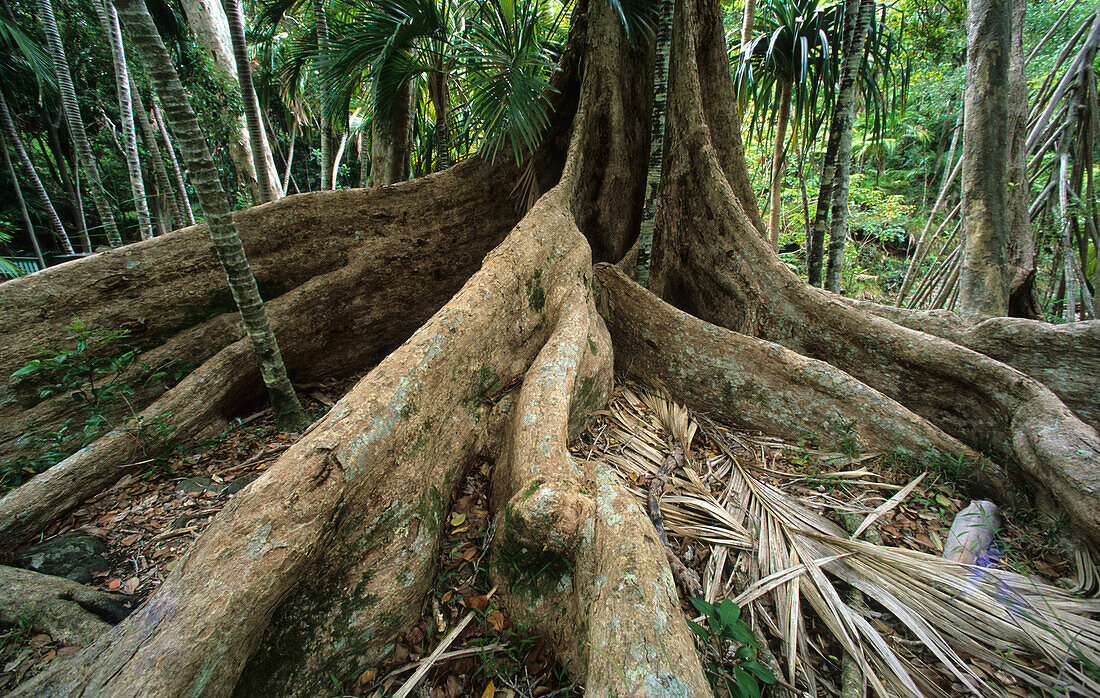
[526,269,546,313]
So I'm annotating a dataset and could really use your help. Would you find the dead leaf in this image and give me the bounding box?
[28,634,51,649]
[480,681,495,698]
[120,533,141,547]
[123,577,139,595]
[451,525,469,534]
[487,609,505,632]
[358,668,377,687]
[107,579,121,591]
[449,512,466,527]
[464,595,489,612]
[463,548,477,561]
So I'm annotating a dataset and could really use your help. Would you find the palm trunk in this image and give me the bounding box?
[823,0,874,293]
[0,131,47,268]
[37,0,122,247]
[369,78,415,187]
[151,98,195,225]
[284,120,297,193]
[224,0,277,202]
[767,79,792,249]
[314,0,332,190]
[131,77,181,231]
[178,0,280,203]
[0,92,74,255]
[46,117,85,247]
[114,0,308,430]
[634,0,674,286]
[741,0,755,47]
[97,0,154,241]
[958,0,1012,319]
[428,71,450,171]
[357,127,369,188]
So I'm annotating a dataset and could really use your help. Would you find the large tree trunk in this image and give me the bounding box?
[5,0,1100,694]
[958,0,1012,319]
[1006,0,1037,318]
[369,78,415,186]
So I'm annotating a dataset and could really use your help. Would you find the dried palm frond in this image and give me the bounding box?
[591,385,1100,698]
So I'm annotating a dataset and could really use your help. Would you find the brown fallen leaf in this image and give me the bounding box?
[123,577,139,595]
[464,595,489,612]
[28,634,51,649]
[480,681,495,698]
[106,579,121,591]
[120,533,141,547]
[487,609,505,632]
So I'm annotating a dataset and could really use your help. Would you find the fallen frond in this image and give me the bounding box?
[587,385,1100,698]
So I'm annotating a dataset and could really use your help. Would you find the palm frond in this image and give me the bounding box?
[591,385,1100,698]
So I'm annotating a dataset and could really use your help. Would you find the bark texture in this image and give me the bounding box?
[4,0,1100,694]
[178,0,280,201]
[958,0,1012,319]
[224,0,278,202]
[0,566,131,646]
[369,78,415,187]
[38,0,123,247]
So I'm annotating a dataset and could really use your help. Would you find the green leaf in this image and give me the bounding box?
[689,597,714,616]
[735,645,755,660]
[743,660,777,684]
[11,362,41,378]
[727,622,756,646]
[717,599,741,626]
[735,667,761,698]
[686,619,709,639]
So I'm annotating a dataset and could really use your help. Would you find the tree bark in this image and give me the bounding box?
[177,0,280,202]
[0,92,74,255]
[958,0,1012,319]
[37,0,123,248]
[97,0,155,241]
[223,0,278,203]
[131,77,183,231]
[151,98,196,225]
[4,0,1100,693]
[1005,0,1036,317]
[823,0,874,293]
[369,77,415,186]
[113,0,307,430]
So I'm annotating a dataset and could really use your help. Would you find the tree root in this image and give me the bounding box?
[0,157,523,463]
[0,566,132,646]
[0,164,524,551]
[651,0,1100,543]
[848,300,1100,431]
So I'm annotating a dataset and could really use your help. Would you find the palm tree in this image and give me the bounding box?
[0,18,74,255]
[0,130,47,268]
[634,0,671,286]
[224,0,278,202]
[734,0,841,248]
[113,0,309,430]
[96,0,155,241]
[37,0,124,248]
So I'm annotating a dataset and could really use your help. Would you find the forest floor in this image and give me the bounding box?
[0,378,1083,697]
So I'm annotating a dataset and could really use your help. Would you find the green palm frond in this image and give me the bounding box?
[0,14,55,99]
[459,0,559,163]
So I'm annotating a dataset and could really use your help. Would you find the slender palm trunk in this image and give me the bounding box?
[98,0,154,240]
[428,71,450,171]
[0,92,74,255]
[357,128,369,188]
[224,0,277,202]
[314,0,333,190]
[1,131,47,268]
[823,0,874,293]
[131,77,181,230]
[284,120,297,193]
[37,0,122,247]
[114,0,308,430]
[151,98,195,225]
[766,79,791,249]
[47,116,86,246]
[634,0,674,287]
[741,0,755,47]
[1005,0,1036,317]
